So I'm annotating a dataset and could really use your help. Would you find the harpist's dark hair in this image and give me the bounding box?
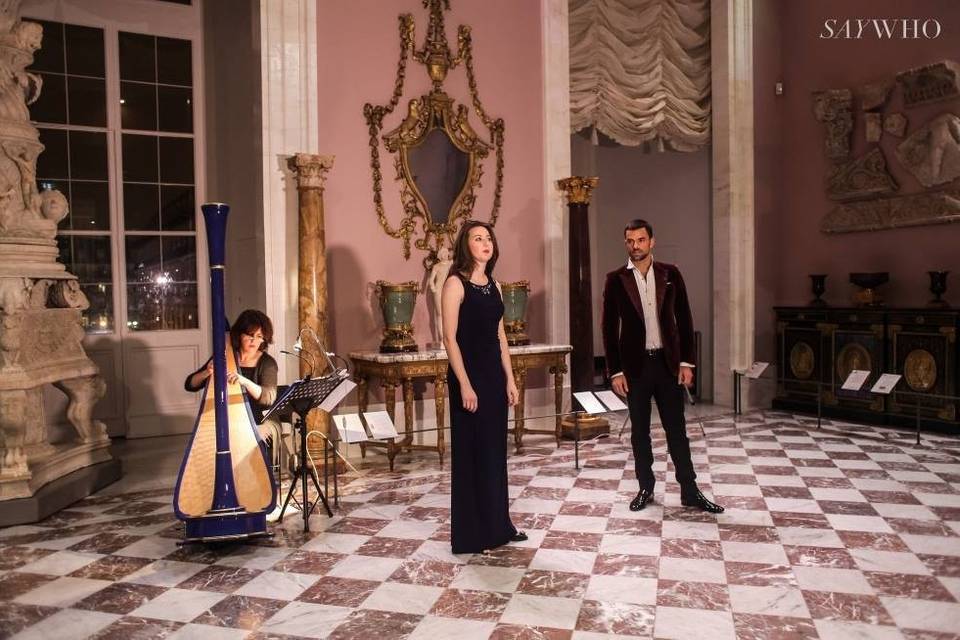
[230,309,273,351]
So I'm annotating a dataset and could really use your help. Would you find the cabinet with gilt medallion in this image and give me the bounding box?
[774,307,958,431]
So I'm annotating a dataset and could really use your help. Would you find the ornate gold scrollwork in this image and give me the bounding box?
[790,342,815,380]
[904,348,937,392]
[364,0,504,266]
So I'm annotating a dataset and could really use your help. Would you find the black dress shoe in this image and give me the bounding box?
[629,488,654,511]
[681,489,725,514]
[510,530,528,542]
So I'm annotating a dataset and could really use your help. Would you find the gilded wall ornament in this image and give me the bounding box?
[790,342,815,380]
[904,348,937,391]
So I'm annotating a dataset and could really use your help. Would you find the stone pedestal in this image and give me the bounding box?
[0,6,117,523]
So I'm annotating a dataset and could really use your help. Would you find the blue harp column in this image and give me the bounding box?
[172,202,275,542]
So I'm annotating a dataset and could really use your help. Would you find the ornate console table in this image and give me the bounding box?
[349,344,571,469]
[774,306,958,430]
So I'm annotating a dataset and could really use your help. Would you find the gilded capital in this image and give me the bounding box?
[557,176,599,205]
[287,154,334,190]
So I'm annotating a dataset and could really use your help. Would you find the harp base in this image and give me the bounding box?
[180,511,271,544]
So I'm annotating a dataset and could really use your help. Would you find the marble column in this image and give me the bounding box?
[0,5,118,524]
[711,0,756,406]
[558,177,608,438]
[287,154,334,464]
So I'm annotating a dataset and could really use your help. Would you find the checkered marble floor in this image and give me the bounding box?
[2,410,960,639]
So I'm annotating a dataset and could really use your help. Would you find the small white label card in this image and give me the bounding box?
[841,369,871,391]
[595,390,628,411]
[745,362,770,379]
[363,411,399,439]
[871,373,902,395]
[318,379,357,413]
[573,391,607,414]
[333,413,368,443]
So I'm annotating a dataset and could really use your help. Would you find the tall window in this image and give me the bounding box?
[28,20,198,334]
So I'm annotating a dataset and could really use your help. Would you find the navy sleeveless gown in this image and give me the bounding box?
[448,274,517,553]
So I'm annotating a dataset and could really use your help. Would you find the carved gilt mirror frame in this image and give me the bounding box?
[364,0,504,267]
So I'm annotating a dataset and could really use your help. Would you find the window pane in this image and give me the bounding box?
[157,85,192,133]
[123,183,160,230]
[36,128,68,179]
[30,20,64,73]
[81,283,113,333]
[120,81,157,130]
[161,185,194,230]
[69,131,108,180]
[162,235,196,282]
[30,72,66,124]
[69,181,110,230]
[159,136,193,183]
[67,76,106,127]
[70,235,112,282]
[64,24,105,77]
[125,235,161,283]
[56,234,72,267]
[119,32,155,82]
[122,134,158,182]
[127,282,197,331]
[157,37,192,86]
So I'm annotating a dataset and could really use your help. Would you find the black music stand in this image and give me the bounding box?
[261,373,347,532]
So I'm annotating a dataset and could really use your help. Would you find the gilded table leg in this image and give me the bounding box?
[356,375,369,459]
[513,366,526,454]
[384,378,397,471]
[434,375,446,466]
[552,362,566,446]
[402,377,414,449]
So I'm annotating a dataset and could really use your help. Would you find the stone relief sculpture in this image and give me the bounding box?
[817,59,960,234]
[812,89,853,159]
[895,113,960,188]
[0,1,115,519]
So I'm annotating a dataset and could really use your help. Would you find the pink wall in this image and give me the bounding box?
[317,1,546,359]
[773,0,960,310]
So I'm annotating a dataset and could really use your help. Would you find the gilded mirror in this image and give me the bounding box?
[364,0,504,266]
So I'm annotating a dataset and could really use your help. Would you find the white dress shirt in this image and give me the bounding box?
[611,259,694,380]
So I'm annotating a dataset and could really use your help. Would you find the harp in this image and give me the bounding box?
[172,203,276,542]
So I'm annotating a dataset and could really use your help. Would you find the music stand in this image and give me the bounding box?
[261,372,347,532]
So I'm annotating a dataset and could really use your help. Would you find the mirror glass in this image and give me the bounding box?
[406,127,470,225]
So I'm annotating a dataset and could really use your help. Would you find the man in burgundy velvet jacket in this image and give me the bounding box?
[602,219,723,514]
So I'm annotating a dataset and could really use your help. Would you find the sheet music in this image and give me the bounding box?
[574,391,607,414]
[841,369,871,391]
[318,378,356,412]
[363,411,399,439]
[745,362,770,379]
[595,390,628,411]
[871,374,902,395]
[333,414,368,443]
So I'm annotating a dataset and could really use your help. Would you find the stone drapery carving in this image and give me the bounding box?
[821,186,960,234]
[897,61,960,107]
[826,147,898,201]
[812,89,853,160]
[0,3,115,515]
[569,0,711,151]
[895,113,960,188]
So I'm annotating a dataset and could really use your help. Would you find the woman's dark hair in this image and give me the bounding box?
[450,220,499,279]
[230,309,273,351]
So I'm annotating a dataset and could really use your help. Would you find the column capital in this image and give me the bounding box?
[556,176,599,205]
[287,153,334,190]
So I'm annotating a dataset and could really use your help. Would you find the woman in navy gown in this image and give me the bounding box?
[441,220,527,554]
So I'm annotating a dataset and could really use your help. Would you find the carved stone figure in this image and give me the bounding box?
[821,187,960,234]
[897,60,960,107]
[884,113,908,138]
[895,113,960,188]
[826,147,898,201]
[426,246,452,345]
[812,89,853,159]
